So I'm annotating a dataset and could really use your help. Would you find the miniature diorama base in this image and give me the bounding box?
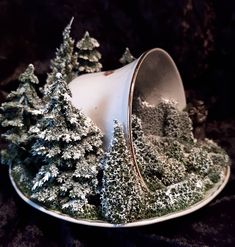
[9,165,230,228]
[1,19,231,228]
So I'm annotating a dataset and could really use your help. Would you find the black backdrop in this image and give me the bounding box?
[0,0,234,118]
[0,1,235,246]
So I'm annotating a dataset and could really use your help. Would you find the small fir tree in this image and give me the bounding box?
[0,64,42,167]
[76,31,102,74]
[131,115,165,191]
[163,100,194,143]
[133,97,165,136]
[30,73,103,217]
[132,115,187,188]
[133,98,194,144]
[119,47,136,65]
[45,17,78,95]
[100,120,145,224]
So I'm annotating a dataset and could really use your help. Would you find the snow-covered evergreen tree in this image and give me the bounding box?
[133,97,165,136]
[0,64,42,167]
[131,115,165,191]
[119,47,136,65]
[100,120,145,224]
[132,115,187,189]
[163,100,194,143]
[45,17,78,95]
[133,98,194,144]
[76,31,102,74]
[30,73,103,217]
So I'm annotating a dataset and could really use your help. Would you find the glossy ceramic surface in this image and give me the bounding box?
[69,48,186,148]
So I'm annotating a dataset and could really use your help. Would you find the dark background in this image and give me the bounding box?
[0,0,235,246]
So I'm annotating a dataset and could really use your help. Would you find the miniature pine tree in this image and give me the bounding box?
[133,98,194,143]
[163,100,194,143]
[76,31,102,74]
[30,73,103,217]
[0,64,42,166]
[119,47,136,65]
[133,97,166,136]
[131,115,164,191]
[132,115,188,187]
[100,120,145,224]
[45,17,78,93]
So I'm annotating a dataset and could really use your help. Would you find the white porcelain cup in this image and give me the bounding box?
[69,48,186,148]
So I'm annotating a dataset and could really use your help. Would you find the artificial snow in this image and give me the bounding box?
[1,20,230,225]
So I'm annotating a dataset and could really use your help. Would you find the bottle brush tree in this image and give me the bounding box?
[44,17,79,96]
[76,31,102,74]
[30,73,103,217]
[0,64,42,167]
[131,115,165,191]
[100,120,145,224]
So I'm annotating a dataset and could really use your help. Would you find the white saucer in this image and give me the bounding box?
[9,166,230,228]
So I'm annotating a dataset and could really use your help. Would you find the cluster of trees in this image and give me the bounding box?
[0,19,229,224]
[132,98,229,217]
[1,19,104,218]
[0,19,141,223]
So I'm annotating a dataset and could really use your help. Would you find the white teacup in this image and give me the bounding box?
[69,48,186,187]
[69,48,186,148]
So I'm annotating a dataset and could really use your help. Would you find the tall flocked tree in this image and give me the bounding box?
[0,64,42,167]
[100,120,145,224]
[76,31,102,74]
[44,17,78,95]
[30,73,103,217]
